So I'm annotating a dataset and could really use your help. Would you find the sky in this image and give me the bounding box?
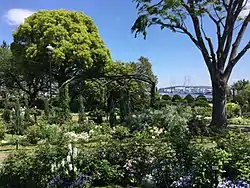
[0,0,249,88]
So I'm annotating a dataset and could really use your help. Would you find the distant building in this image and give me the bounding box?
[158,86,213,100]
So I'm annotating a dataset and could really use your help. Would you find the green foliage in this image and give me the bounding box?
[187,115,209,137]
[43,97,49,120]
[78,94,85,123]
[111,125,131,140]
[0,150,35,187]
[1,130,250,187]
[184,94,194,104]
[57,84,71,123]
[0,121,6,140]
[193,96,210,107]
[2,108,11,124]
[26,124,62,144]
[13,98,22,135]
[226,102,241,118]
[11,9,111,85]
[216,131,250,181]
[172,94,182,103]
[228,117,250,125]
[25,125,43,144]
[193,106,212,117]
[162,94,171,101]
[0,142,68,187]
[61,120,96,134]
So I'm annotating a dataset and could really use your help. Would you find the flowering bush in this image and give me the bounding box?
[61,120,97,133]
[63,131,89,143]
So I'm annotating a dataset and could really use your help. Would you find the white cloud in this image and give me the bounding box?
[4,8,35,26]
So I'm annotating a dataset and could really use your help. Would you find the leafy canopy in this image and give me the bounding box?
[11,9,111,81]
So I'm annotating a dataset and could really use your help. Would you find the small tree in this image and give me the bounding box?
[43,97,50,120]
[14,98,22,135]
[58,84,71,123]
[14,98,22,150]
[24,96,31,125]
[184,94,195,104]
[78,94,85,124]
[162,94,172,101]
[2,99,11,124]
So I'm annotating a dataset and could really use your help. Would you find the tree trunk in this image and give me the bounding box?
[210,80,228,131]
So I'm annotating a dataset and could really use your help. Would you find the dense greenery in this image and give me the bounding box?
[0,5,250,188]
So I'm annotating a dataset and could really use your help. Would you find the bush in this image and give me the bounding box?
[61,120,96,134]
[193,106,212,117]
[226,102,241,118]
[228,117,250,125]
[25,124,62,144]
[41,124,62,143]
[184,94,194,104]
[0,142,69,187]
[162,94,171,101]
[193,95,210,107]
[111,125,131,140]
[25,125,43,144]
[187,115,209,137]
[172,94,182,103]
[2,108,11,124]
[0,122,6,140]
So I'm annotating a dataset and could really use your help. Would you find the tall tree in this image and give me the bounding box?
[132,0,250,130]
[11,9,111,88]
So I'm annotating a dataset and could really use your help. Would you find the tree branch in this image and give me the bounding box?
[200,16,217,63]
[182,0,213,73]
[224,41,250,80]
[229,12,250,62]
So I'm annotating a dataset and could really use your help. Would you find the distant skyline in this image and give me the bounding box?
[0,0,249,87]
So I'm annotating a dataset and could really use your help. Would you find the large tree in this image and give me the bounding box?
[132,0,250,130]
[11,9,111,88]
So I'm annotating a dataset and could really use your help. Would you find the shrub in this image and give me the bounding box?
[216,131,250,181]
[193,106,212,117]
[0,122,6,140]
[63,131,89,143]
[184,94,194,104]
[41,124,62,143]
[193,95,210,107]
[228,117,250,125]
[0,150,35,187]
[25,125,43,144]
[2,108,11,124]
[226,102,241,118]
[25,124,62,144]
[162,94,171,101]
[111,125,131,140]
[172,94,182,102]
[89,123,112,142]
[61,120,96,134]
[187,115,209,137]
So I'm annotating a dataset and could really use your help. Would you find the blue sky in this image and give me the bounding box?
[0,0,250,87]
